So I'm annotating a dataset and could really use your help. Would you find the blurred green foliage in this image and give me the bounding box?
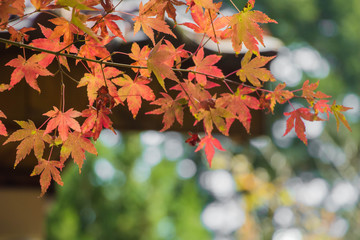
[47,132,210,240]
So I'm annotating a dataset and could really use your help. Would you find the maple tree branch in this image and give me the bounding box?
[0,37,146,70]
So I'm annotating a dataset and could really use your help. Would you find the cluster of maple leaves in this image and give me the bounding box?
[0,0,352,196]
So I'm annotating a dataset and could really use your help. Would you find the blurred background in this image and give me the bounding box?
[1,0,360,239]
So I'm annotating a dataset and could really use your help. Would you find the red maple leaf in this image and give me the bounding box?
[60,131,97,173]
[81,106,114,141]
[313,99,331,119]
[221,2,277,54]
[188,47,223,86]
[0,110,7,136]
[133,2,176,44]
[31,24,77,70]
[3,120,52,167]
[217,86,260,133]
[301,80,331,104]
[31,159,63,197]
[236,51,276,87]
[142,0,185,22]
[283,108,318,145]
[330,100,352,132]
[195,133,224,167]
[43,107,82,141]
[185,132,200,146]
[146,92,184,131]
[6,54,53,92]
[113,74,155,118]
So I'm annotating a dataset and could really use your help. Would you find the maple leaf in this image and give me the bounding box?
[301,80,331,104]
[188,47,223,86]
[217,86,260,133]
[3,120,52,167]
[31,159,63,197]
[90,14,126,41]
[0,0,24,28]
[81,106,114,141]
[171,80,213,115]
[142,0,185,22]
[60,131,97,173]
[30,0,53,10]
[187,0,218,10]
[313,99,331,119]
[31,24,77,70]
[185,132,200,146]
[129,42,151,77]
[0,110,7,136]
[182,3,227,42]
[222,4,277,54]
[195,133,225,167]
[147,41,178,90]
[8,26,35,44]
[195,98,234,135]
[113,74,155,118]
[133,2,176,44]
[49,17,80,46]
[283,108,318,145]
[236,51,276,87]
[146,92,184,131]
[330,100,352,132]
[6,54,53,92]
[78,65,122,106]
[43,107,82,141]
[77,36,111,67]
[265,83,294,113]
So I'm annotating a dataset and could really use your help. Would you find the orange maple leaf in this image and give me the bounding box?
[0,0,24,28]
[222,3,277,54]
[146,92,184,131]
[195,98,234,136]
[0,110,7,136]
[43,107,82,141]
[133,2,176,44]
[31,159,63,197]
[89,14,126,41]
[265,82,294,112]
[78,65,122,106]
[114,74,155,118]
[182,3,226,42]
[331,100,352,132]
[217,86,260,133]
[3,120,52,167]
[195,133,224,167]
[283,108,318,145]
[60,131,97,173]
[8,26,35,44]
[143,0,185,22]
[188,47,223,86]
[129,42,151,77]
[147,41,178,90]
[236,51,276,87]
[301,80,331,104]
[81,106,114,141]
[49,17,80,46]
[6,54,53,92]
